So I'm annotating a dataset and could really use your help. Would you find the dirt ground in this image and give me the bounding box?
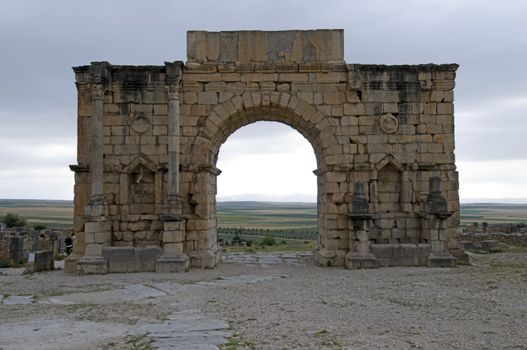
[0,250,526,350]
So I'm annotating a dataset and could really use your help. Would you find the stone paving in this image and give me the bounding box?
[2,295,33,305]
[221,252,313,267]
[133,307,230,350]
[0,254,295,349]
[1,251,527,349]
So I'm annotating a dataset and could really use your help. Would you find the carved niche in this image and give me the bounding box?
[121,156,160,215]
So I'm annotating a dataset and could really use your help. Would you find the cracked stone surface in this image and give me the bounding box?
[2,295,33,305]
[222,252,312,266]
[1,251,526,349]
[133,307,230,350]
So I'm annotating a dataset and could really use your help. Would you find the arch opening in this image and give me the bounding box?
[214,121,319,249]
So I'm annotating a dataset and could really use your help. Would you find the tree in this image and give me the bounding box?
[3,213,27,228]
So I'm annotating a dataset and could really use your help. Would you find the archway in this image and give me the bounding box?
[69,30,464,274]
[215,121,318,250]
[182,93,344,268]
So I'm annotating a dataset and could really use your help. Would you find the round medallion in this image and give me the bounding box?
[380,114,399,134]
[131,114,151,134]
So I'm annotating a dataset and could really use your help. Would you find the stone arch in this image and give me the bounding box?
[188,91,338,170]
[183,91,339,267]
[69,30,464,274]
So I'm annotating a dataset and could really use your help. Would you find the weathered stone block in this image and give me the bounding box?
[72,31,460,274]
[187,30,344,63]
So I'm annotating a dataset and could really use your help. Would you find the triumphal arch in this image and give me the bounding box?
[66,30,467,274]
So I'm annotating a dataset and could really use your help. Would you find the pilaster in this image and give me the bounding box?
[76,62,111,274]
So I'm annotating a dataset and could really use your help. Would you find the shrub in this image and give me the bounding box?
[232,233,241,243]
[259,236,276,246]
[3,213,27,228]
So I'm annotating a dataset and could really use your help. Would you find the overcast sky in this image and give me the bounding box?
[0,0,526,202]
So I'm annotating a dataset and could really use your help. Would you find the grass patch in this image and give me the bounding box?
[502,245,527,253]
[314,329,342,349]
[124,333,154,350]
[222,334,256,350]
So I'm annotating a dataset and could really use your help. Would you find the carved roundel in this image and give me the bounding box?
[131,113,151,134]
[380,114,399,134]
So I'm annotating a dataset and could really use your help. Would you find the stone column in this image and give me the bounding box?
[156,61,189,272]
[346,182,378,269]
[76,82,110,274]
[166,83,183,212]
[90,84,105,203]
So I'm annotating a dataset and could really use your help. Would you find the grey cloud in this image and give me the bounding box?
[0,0,526,198]
[218,122,313,156]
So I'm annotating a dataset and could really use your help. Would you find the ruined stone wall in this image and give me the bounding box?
[0,234,28,265]
[68,30,462,273]
[460,233,527,247]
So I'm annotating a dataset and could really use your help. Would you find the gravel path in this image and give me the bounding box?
[0,251,526,349]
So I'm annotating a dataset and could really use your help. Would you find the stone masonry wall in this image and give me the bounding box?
[68,30,462,272]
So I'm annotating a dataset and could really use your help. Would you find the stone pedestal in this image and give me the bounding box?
[156,253,190,273]
[188,248,221,269]
[425,224,456,268]
[76,199,110,274]
[64,254,80,273]
[346,182,378,269]
[345,227,378,269]
[314,248,340,267]
[423,177,457,268]
[427,251,456,268]
[428,236,456,267]
[346,254,379,269]
[156,216,190,272]
[77,255,108,274]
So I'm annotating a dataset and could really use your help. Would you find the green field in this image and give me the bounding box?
[459,203,527,225]
[1,199,526,231]
[217,201,317,230]
[0,199,73,229]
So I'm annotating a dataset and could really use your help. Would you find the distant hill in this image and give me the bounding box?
[0,199,73,207]
[0,199,73,229]
[461,198,527,204]
[217,193,316,202]
[0,199,525,229]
